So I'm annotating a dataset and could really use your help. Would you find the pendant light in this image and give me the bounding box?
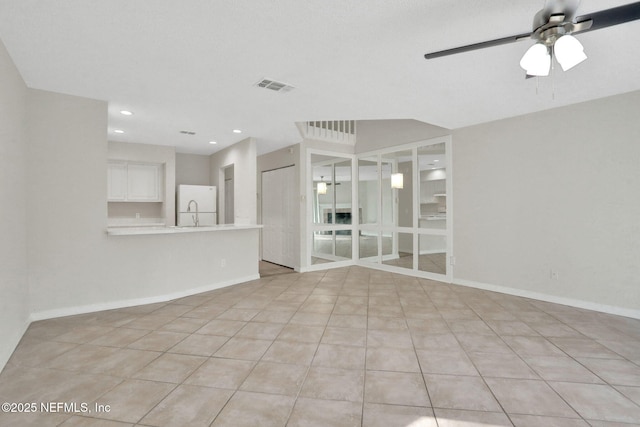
[317,177,327,195]
[391,173,404,189]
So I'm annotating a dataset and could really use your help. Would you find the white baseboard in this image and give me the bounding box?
[29,275,260,322]
[303,260,355,273]
[419,249,446,255]
[452,277,640,320]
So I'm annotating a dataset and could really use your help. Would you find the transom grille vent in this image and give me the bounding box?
[255,78,295,93]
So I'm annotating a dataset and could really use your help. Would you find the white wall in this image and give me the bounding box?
[108,141,176,226]
[453,90,640,316]
[210,138,257,225]
[0,39,30,370]
[176,153,211,187]
[355,119,450,153]
[26,89,110,314]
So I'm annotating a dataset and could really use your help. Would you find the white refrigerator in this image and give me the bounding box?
[177,185,217,226]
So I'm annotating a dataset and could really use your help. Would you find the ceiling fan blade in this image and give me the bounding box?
[424,32,531,59]
[573,1,640,33]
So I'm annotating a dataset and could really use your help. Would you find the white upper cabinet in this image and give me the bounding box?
[126,163,161,201]
[108,161,163,202]
[107,162,127,201]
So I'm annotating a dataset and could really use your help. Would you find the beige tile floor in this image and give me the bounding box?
[1,265,640,426]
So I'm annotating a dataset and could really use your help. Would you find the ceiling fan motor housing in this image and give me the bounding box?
[532,12,592,46]
[536,20,572,45]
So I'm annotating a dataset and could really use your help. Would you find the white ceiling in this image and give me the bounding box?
[1,0,639,155]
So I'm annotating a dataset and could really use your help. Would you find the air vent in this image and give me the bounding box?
[180,130,196,135]
[255,78,295,93]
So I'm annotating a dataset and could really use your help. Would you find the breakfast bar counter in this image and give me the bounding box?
[106,224,262,236]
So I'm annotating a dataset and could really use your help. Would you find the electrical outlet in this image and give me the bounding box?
[135,213,140,219]
[450,256,456,266]
[221,258,226,268]
[550,270,559,280]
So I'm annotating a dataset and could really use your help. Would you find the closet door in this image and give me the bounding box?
[262,166,296,268]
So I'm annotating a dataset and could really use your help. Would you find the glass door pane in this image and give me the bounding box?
[335,230,352,259]
[313,163,333,225]
[381,231,393,259]
[418,143,446,229]
[359,230,378,262]
[312,230,352,265]
[398,154,414,229]
[381,160,393,226]
[358,157,378,224]
[334,160,352,226]
[313,230,334,264]
[418,233,447,275]
[383,232,414,271]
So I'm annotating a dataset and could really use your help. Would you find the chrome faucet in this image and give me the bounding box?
[186,199,200,227]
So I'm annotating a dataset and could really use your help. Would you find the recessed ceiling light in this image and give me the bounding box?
[209,141,217,145]
[434,159,439,162]
[120,110,133,116]
[114,129,124,134]
[233,129,242,134]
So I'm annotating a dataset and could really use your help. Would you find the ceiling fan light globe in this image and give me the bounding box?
[520,43,551,76]
[555,34,587,71]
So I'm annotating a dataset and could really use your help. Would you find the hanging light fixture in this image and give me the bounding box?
[554,34,587,71]
[391,173,404,189]
[520,20,588,77]
[317,177,327,195]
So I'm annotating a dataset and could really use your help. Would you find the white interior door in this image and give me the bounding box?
[262,166,296,268]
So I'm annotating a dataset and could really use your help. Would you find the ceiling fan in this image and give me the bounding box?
[424,0,640,77]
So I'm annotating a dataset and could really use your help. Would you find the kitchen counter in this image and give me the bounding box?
[420,215,446,221]
[107,224,263,236]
